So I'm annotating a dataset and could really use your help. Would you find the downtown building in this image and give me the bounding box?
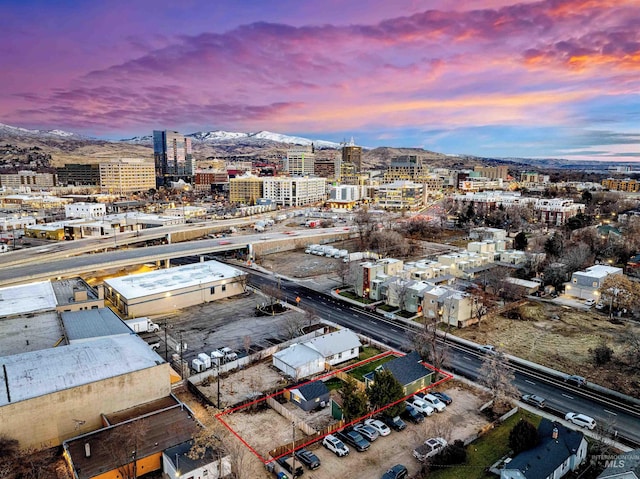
[262,176,326,207]
[99,159,156,195]
[284,146,315,176]
[153,130,195,186]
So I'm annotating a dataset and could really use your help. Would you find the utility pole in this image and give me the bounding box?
[179,330,184,379]
[163,319,169,361]
[291,421,296,475]
[217,357,221,409]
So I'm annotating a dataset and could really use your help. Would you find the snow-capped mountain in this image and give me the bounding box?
[121,129,341,149]
[0,122,85,139]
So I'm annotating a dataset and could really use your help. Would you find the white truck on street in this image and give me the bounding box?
[124,317,160,333]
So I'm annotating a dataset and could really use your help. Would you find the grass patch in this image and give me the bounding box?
[338,290,375,304]
[348,356,395,381]
[359,346,383,361]
[396,310,416,319]
[429,410,542,479]
[378,304,397,312]
[324,377,345,391]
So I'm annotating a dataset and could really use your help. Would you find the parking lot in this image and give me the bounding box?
[213,381,489,479]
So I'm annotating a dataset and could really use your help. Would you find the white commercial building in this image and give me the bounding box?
[262,177,326,207]
[285,146,315,176]
[64,202,106,220]
[104,260,247,317]
[564,265,623,301]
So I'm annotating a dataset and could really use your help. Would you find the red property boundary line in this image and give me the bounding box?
[215,350,453,464]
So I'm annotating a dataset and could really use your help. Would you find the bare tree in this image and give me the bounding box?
[369,230,410,258]
[234,271,249,293]
[260,283,284,309]
[281,312,306,340]
[410,315,449,372]
[622,330,640,368]
[599,274,640,316]
[353,207,377,250]
[101,420,150,479]
[478,352,519,414]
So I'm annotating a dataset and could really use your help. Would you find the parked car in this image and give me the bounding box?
[431,391,453,405]
[565,375,587,387]
[565,412,596,430]
[595,302,605,310]
[402,404,425,424]
[413,437,448,462]
[322,434,349,457]
[364,418,391,436]
[406,397,434,416]
[584,298,596,307]
[354,423,380,442]
[294,448,320,470]
[276,456,304,478]
[337,429,370,452]
[381,464,409,479]
[421,393,447,412]
[521,394,546,408]
[381,415,407,432]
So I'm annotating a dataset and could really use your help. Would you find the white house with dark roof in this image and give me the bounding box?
[501,419,587,479]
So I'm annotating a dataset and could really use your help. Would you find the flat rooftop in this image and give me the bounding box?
[0,280,57,316]
[104,260,244,299]
[0,335,164,406]
[65,402,198,479]
[51,277,98,306]
[0,311,62,356]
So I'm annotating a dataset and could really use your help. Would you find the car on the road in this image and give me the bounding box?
[337,429,370,452]
[413,437,448,462]
[364,418,391,436]
[420,393,447,412]
[276,456,304,478]
[381,415,407,432]
[322,434,349,457]
[565,412,596,430]
[431,391,453,405]
[381,464,409,479]
[406,397,435,416]
[479,344,497,355]
[353,423,380,442]
[521,394,546,408]
[565,375,587,387]
[402,404,425,424]
[294,448,320,470]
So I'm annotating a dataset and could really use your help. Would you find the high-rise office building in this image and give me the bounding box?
[285,146,315,176]
[99,159,155,195]
[153,130,194,186]
[341,138,362,172]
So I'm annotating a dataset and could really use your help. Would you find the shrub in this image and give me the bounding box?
[509,419,539,454]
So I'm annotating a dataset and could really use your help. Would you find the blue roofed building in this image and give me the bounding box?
[501,419,588,479]
[363,351,435,396]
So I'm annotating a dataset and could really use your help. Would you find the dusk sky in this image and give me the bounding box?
[1,0,639,160]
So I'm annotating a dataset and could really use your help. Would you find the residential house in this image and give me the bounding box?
[596,449,640,478]
[163,440,231,479]
[272,343,325,380]
[289,380,331,412]
[564,265,623,301]
[423,286,474,327]
[501,419,588,479]
[305,329,361,366]
[364,351,434,396]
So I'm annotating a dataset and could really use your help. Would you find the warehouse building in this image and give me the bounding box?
[103,260,247,318]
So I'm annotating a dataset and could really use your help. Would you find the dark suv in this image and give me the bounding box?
[294,448,320,470]
[337,429,370,452]
[565,375,586,387]
[402,404,424,424]
[382,464,409,479]
[381,415,407,432]
[276,456,304,478]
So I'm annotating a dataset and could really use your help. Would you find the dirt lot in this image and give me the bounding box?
[208,381,489,479]
[455,299,640,395]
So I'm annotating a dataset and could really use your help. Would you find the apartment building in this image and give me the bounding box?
[601,178,640,192]
[423,286,474,327]
[262,177,326,207]
[195,170,228,193]
[534,198,584,225]
[375,180,424,210]
[328,184,359,209]
[229,174,264,204]
[64,202,106,220]
[57,164,100,186]
[99,159,155,195]
[474,165,509,180]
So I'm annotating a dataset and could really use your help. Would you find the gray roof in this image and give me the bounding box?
[370,351,433,386]
[305,329,361,358]
[504,419,585,479]
[291,380,330,401]
[164,440,218,474]
[597,449,640,478]
[0,335,164,406]
[61,308,132,343]
[51,277,98,306]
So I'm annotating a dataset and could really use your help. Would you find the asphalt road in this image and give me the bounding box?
[248,269,640,447]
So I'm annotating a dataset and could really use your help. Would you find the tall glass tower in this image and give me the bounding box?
[153,130,194,186]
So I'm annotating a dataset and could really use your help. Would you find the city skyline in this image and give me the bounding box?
[1,0,639,161]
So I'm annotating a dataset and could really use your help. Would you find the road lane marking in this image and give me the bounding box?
[525,380,536,385]
[604,409,618,416]
[562,393,574,399]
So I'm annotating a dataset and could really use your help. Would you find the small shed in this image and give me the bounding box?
[289,381,330,412]
[163,440,230,479]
